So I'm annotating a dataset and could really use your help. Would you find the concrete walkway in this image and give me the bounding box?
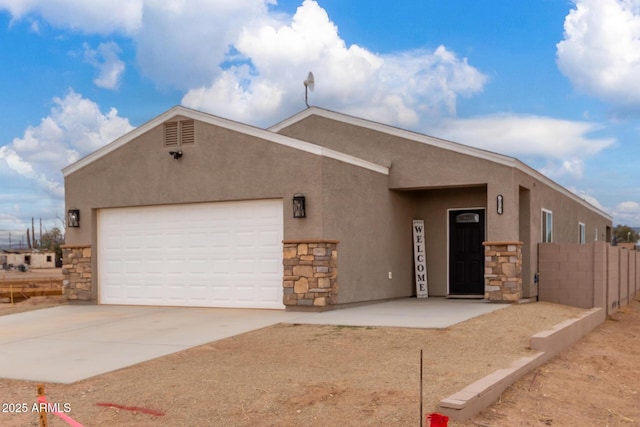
[0,298,507,384]
[293,298,509,329]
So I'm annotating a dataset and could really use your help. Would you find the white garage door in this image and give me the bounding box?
[98,200,284,309]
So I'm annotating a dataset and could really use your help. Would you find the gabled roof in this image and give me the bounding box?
[61,106,389,177]
[270,107,612,220]
[270,107,518,168]
[63,105,610,220]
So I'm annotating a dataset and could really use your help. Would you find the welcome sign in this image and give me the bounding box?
[412,220,428,298]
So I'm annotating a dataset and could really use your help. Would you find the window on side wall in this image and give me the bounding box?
[579,222,586,244]
[542,209,553,243]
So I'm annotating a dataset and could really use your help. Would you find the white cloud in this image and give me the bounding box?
[432,114,615,178]
[0,0,143,34]
[83,42,125,89]
[0,0,488,234]
[568,186,609,212]
[582,194,608,212]
[615,201,639,212]
[1,1,486,127]
[539,159,586,180]
[613,200,640,225]
[0,212,26,230]
[135,0,275,89]
[183,0,487,127]
[557,0,640,108]
[0,90,134,199]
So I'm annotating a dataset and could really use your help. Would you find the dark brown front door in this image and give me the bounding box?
[449,209,485,295]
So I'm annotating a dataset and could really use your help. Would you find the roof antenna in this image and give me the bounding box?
[303,71,314,108]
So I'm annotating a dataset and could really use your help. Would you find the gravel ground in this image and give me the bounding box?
[0,299,588,426]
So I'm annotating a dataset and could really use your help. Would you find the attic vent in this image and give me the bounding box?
[181,120,195,145]
[164,120,195,147]
[164,122,179,147]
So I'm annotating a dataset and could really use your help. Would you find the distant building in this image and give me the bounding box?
[1,249,56,269]
[618,242,638,251]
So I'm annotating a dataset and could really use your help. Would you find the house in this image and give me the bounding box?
[2,249,56,269]
[618,242,637,251]
[61,106,612,309]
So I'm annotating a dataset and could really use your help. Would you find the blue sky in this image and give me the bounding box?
[1,0,640,247]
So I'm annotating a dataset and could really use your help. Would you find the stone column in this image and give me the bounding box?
[483,241,522,302]
[283,240,338,310]
[61,245,92,301]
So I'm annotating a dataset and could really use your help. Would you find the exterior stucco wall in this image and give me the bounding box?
[64,118,349,301]
[320,157,415,303]
[276,115,512,188]
[64,109,612,306]
[275,115,520,243]
[64,115,406,306]
[278,114,612,301]
[65,117,328,246]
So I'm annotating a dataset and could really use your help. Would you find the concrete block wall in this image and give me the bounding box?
[538,243,594,309]
[438,307,605,422]
[607,245,620,314]
[620,249,629,307]
[628,251,638,303]
[629,251,640,296]
[538,241,639,314]
[593,242,607,309]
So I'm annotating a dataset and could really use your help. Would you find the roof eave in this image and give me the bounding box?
[62,106,389,178]
[270,107,612,221]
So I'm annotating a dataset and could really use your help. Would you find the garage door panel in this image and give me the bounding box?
[98,200,284,309]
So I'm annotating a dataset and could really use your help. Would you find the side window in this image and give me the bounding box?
[542,209,553,243]
[579,222,586,244]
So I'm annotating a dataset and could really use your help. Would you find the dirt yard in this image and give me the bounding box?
[0,297,638,427]
[0,268,63,304]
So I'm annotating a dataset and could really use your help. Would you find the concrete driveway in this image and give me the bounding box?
[0,299,507,384]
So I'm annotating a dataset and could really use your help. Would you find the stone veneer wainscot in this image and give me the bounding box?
[61,244,92,301]
[283,240,338,310]
[483,241,523,302]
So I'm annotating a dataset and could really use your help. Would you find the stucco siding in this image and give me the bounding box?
[63,107,613,307]
[65,118,339,301]
[319,157,415,304]
[65,118,330,246]
[275,115,516,190]
[278,115,610,301]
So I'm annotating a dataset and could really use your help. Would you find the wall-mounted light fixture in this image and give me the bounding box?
[497,194,504,215]
[168,150,183,159]
[67,209,80,227]
[292,193,306,218]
